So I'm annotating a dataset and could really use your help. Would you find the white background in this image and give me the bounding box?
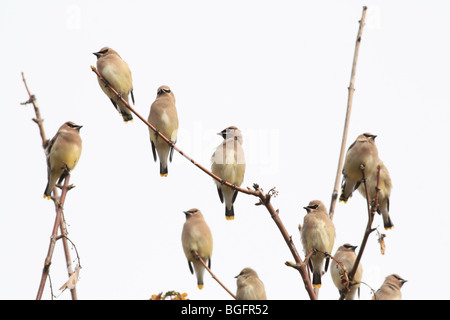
[1,0,449,300]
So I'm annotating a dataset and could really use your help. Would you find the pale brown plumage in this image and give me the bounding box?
[373,274,407,300]
[148,85,179,177]
[300,200,336,289]
[330,243,363,300]
[340,133,380,203]
[211,126,245,221]
[358,160,394,230]
[235,267,267,300]
[94,47,135,123]
[181,208,213,289]
[44,121,82,199]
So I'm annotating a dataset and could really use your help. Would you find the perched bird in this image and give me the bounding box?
[181,208,213,289]
[373,274,407,300]
[43,121,82,199]
[148,85,179,177]
[93,47,135,123]
[211,126,246,221]
[235,268,267,300]
[340,133,379,203]
[358,160,394,230]
[300,200,336,289]
[330,243,363,300]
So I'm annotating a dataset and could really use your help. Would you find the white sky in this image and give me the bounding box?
[1,0,449,300]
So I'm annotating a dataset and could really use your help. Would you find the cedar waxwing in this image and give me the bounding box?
[300,200,336,289]
[373,274,407,300]
[330,243,363,300]
[235,267,267,300]
[211,126,246,221]
[93,47,135,123]
[181,208,213,289]
[358,160,394,230]
[43,121,82,199]
[148,85,179,177]
[340,133,380,203]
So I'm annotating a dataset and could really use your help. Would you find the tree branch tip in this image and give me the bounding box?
[285,261,305,271]
[285,261,296,267]
[90,65,96,71]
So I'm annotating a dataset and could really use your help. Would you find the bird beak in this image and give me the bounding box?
[183,211,191,216]
[93,52,101,58]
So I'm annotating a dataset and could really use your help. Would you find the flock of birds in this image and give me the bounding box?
[40,47,406,300]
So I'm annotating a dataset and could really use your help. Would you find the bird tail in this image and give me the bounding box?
[312,272,322,288]
[225,205,234,221]
[43,183,51,200]
[382,211,394,230]
[378,201,394,230]
[121,112,133,123]
[160,162,168,177]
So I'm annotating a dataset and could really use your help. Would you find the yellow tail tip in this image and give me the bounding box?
[198,284,204,290]
[160,173,168,177]
[313,284,321,288]
[385,226,394,230]
[225,216,234,221]
[43,194,51,200]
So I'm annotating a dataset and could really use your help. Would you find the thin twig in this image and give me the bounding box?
[329,6,368,221]
[91,67,318,300]
[90,66,254,197]
[21,72,78,300]
[339,164,381,300]
[193,251,238,300]
[36,174,71,300]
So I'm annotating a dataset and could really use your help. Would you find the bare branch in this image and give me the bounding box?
[329,6,368,221]
[193,251,238,300]
[36,173,72,300]
[91,66,318,300]
[21,73,78,300]
[339,164,381,300]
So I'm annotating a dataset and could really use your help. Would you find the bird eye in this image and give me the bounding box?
[158,88,171,95]
[99,49,109,54]
[310,204,319,209]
